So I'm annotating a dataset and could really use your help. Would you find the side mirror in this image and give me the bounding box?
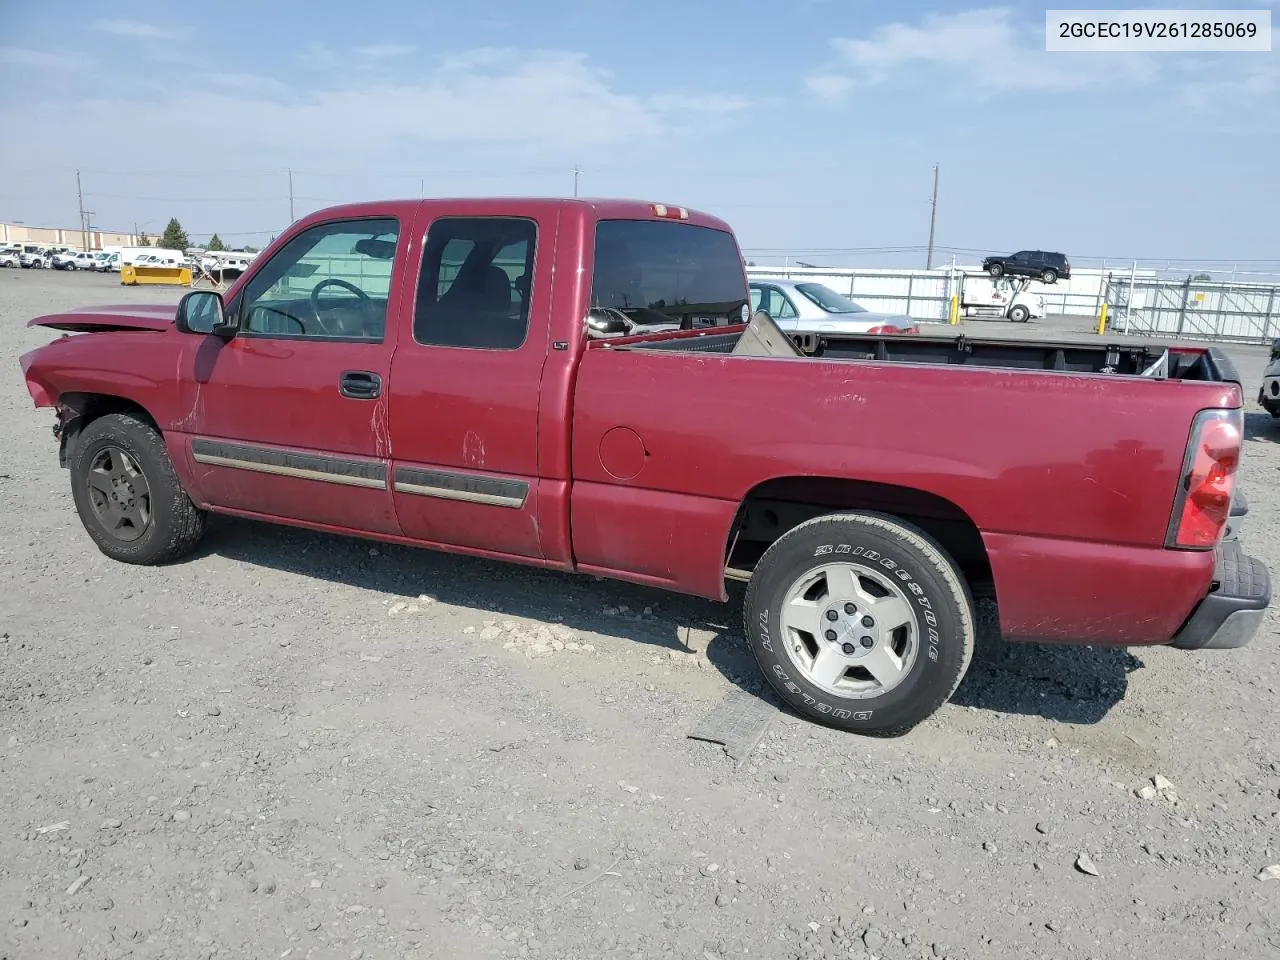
[175,290,235,338]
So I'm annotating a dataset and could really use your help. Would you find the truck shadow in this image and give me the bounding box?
[196,518,1137,728]
[949,600,1143,724]
[1245,410,1279,444]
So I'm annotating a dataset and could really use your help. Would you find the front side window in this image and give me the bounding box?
[591,219,748,329]
[794,283,867,314]
[413,217,537,350]
[238,217,399,340]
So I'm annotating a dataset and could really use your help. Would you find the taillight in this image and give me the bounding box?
[866,324,915,335]
[1166,408,1243,549]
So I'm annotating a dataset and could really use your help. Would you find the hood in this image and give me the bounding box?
[27,303,177,333]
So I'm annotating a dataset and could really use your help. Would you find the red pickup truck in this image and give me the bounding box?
[17,197,1271,736]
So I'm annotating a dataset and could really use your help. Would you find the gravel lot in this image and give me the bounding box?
[3,269,1279,960]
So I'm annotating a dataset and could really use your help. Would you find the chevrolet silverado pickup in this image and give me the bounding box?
[17,198,1272,736]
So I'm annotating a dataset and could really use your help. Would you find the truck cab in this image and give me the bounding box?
[960,275,1047,323]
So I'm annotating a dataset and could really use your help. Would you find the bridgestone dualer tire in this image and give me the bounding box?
[743,511,975,737]
[69,413,207,565]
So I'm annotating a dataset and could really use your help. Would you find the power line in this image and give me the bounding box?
[84,194,284,203]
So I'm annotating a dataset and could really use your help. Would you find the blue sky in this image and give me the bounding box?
[1,1,1277,269]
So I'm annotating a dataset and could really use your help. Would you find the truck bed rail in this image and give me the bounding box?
[621,327,1240,383]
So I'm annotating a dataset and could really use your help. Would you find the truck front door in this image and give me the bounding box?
[181,214,406,535]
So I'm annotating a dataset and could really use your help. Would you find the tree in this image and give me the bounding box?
[159,217,190,251]
[241,244,258,253]
[206,233,226,251]
[138,232,152,247]
[1190,272,1212,282]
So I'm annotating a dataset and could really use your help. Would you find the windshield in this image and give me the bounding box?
[590,219,748,329]
[794,282,868,314]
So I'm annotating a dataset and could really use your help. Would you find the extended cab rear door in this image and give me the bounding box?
[179,211,409,534]
[385,204,558,561]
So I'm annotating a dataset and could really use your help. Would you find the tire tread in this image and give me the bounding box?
[72,413,206,564]
[743,510,975,736]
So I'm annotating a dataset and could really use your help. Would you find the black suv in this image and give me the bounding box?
[982,250,1070,284]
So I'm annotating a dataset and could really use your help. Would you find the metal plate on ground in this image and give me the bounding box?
[687,687,780,766]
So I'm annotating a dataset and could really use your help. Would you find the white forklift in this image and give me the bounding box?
[958,273,1047,323]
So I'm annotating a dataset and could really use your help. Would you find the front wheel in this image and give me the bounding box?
[1008,304,1030,323]
[987,264,1003,277]
[743,512,975,736]
[69,413,207,564]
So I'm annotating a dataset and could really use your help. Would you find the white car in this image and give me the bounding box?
[0,250,19,268]
[749,279,919,334]
[53,251,99,271]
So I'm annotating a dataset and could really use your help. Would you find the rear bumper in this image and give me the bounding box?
[1169,539,1271,651]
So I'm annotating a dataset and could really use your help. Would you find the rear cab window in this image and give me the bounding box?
[590,219,749,331]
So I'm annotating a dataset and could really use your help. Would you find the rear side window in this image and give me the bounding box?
[413,217,536,350]
[591,219,748,329]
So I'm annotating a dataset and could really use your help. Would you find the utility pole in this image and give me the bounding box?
[288,168,295,223]
[76,169,88,252]
[83,211,95,250]
[925,162,939,270]
[573,166,581,197]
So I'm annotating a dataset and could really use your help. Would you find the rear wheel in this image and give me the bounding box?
[743,512,975,736]
[69,413,207,564]
[1040,268,1057,283]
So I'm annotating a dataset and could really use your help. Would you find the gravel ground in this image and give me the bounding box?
[2,269,1279,960]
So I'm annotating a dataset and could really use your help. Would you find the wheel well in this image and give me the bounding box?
[726,476,995,599]
[57,393,160,465]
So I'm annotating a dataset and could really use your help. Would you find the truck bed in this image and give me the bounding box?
[614,326,1240,383]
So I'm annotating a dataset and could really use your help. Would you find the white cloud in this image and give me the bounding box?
[648,93,752,115]
[809,7,1159,98]
[1178,58,1280,130]
[91,19,190,41]
[805,73,853,98]
[0,46,77,69]
[196,73,291,97]
[356,44,416,59]
[7,47,749,164]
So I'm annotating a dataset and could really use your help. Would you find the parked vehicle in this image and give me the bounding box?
[982,250,1071,284]
[0,249,19,268]
[19,250,47,269]
[16,197,1270,736]
[93,252,121,273]
[52,252,100,271]
[1258,338,1280,417]
[959,275,1047,322]
[749,279,919,334]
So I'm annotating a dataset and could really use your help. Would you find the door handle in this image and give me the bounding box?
[339,370,381,400]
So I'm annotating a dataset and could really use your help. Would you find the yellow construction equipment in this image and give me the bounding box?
[120,264,192,286]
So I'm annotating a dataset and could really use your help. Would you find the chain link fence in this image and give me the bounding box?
[1104,275,1280,344]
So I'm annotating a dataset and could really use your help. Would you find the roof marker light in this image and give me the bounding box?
[651,204,689,220]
